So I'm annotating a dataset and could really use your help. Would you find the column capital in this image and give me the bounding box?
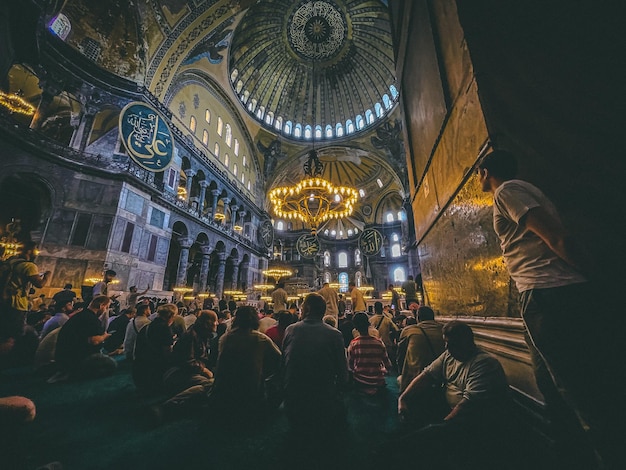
[211,189,221,196]
[178,236,194,249]
[200,244,213,256]
[199,180,210,189]
[184,168,196,178]
[221,197,231,205]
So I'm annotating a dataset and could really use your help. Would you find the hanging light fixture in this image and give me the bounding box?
[268,27,358,235]
[0,90,35,116]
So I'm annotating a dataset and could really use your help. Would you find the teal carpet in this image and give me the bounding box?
[1,362,403,470]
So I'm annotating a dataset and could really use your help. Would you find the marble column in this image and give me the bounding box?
[220,197,231,225]
[184,169,195,203]
[197,180,209,216]
[239,261,249,291]
[175,237,193,287]
[199,244,212,292]
[230,205,239,230]
[215,251,227,298]
[210,189,220,219]
[231,258,240,290]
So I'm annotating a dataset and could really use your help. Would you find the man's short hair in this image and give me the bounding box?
[478,150,518,180]
[407,275,414,281]
[136,304,151,316]
[196,310,218,329]
[417,305,435,322]
[157,303,178,320]
[443,321,474,343]
[105,269,117,277]
[352,312,370,334]
[89,295,111,310]
[232,306,260,330]
[64,283,73,289]
[302,293,326,319]
[349,281,356,287]
[374,301,383,314]
[322,315,337,328]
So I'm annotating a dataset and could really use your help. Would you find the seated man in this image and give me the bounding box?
[122,303,151,360]
[52,295,117,382]
[132,303,176,391]
[396,321,512,469]
[348,312,391,395]
[396,306,445,393]
[103,307,136,354]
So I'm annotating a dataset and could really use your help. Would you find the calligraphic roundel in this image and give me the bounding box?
[358,228,383,256]
[259,219,274,249]
[296,234,321,259]
[119,102,174,172]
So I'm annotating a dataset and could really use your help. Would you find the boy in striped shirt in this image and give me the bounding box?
[348,312,391,395]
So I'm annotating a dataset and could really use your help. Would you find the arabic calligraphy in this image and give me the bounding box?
[358,229,383,256]
[119,102,173,172]
[259,220,274,249]
[297,234,320,259]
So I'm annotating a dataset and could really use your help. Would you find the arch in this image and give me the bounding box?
[315,125,322,139]
[390,84,399,99]
[202,129,209,146]
[393,267,406,283]
[304,125,312,139]
[284,120,293,135]
[217,117,223,136]
[205,108,211,123]
[274,116,283,131]
[383,94,391,109]
[294,123,302,137]
[346,120,354,134]
[338,251,348,268]
[375,102,383,117]
[325,124,333,138]
[324,250,331,267]
[355,114,364,130]
[335,123,343,137]
[189,115,197,134]
[365,109,374,124]
[225,123,232,146]
[213,142,220,157]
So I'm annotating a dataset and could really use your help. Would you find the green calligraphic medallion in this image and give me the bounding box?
[119,102,174,172]
[358,228,383,256]
[259,219,275,249]
[297,234,321,259]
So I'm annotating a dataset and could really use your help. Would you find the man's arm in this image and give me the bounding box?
[523,207,595,275]
[398,371,435,414]
[87,332,111,346]
[28,271,51,288]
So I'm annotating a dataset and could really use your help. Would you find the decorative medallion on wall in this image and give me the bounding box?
[361,205,372,216]
[358,228,383,256]
[296,234,321,259]
[119,102,174,172]
[259,219,275,249]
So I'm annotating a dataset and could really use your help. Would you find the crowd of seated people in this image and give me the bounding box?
[1,285,532,470]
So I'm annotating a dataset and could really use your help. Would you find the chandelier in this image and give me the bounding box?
[262,267,293,282]
[269,148,358,235]
[0,219,23,260]
[0,90,35,116]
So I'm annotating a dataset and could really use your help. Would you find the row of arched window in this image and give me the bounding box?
[231,69,399,140]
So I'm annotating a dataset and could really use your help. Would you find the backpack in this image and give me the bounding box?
[0,258,27,304]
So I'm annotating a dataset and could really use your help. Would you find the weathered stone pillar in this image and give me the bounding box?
[211,189,220,219]
[215,251,227,298]
[199,244,212,292]
[175,237,193,287]
[198,180,209,216]
[231,257,240,290]
[184,169,195,203]
[240,261,249,291]
[230,205,239,231]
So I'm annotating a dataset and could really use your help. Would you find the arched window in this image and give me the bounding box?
[265,111,274,125]
[324,272,331,284]
[276,221,284,231]
[365,109,374,124]
[225,124,232,146]
[234,139,239,156]
[386,212,394,223]
[346,120,354,134]
[392,233,399,242]
[359,189,366,198]
[202,129,209,146]
[217,117,223,136]
[304,125,312,139]
[338,252,348,268]
[230,69,239,82]
[355,272,362,287]
[224,154,229,167]
[205,109,211,123]
[294,124,302,137]
[383,94,391,109]
[354,249,361,265]
[242,155,246,167]
[236,80,243,93]
[247,181,251,191]
[189,116,196,133]
[377,178,384,188]
[284,120,292,135]
[242,91,249,104]
[324,251,331,267]
[256,105,265,119]
[241,173,245,184]
[339,272,349,293]
[325,125,333,138]
[394,267,406,283]
[315,125,322,139]
[233,163,238,176]
[390,84,399,99]
[391,243,401,257]
[336,123,343,137]
[355,115,364,130]
[375,102,383,117]
[398,210,404,221]
[275,116,282,131]
[214,142,220,157]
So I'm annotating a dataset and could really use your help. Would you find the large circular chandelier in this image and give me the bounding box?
[269,149,358,235]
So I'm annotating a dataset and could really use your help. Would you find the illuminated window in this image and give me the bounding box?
[338,252,348,268]
[265,111,273,125]
[234,139,239,156]
[230,69,239,82]
[365,109,374,124]
[391,244,401,257]
[214,142,220,156]
[205,109,211,124]
[394,267,406,282]
[217,117,223,136]
[233,163,238,176]
[276,221,284,231]
[392,233,399,241]
[224,154,229,167]
[294,124,302,138]
[377,178,384,188]
[383,94,391,109]
[256,105,264,119]
[242,91,249,104]
[304,125,312,139]
[390,84,399,99]
[339,272,349,293]
[324,272,331,284]
[315,125,322,139]
[275,116,283,131]
[236,80,243,93]
[324,251,331,267]
[355,249,361,265]
[336,123,343,137]
[375,102,383,117]
[284,120,292,135]
[398,210,404,221]
[325,125,333,138]
[247,181,251,191]
[242,155,246,167]
[241,173,245,184]
[356,115,364,130]
[225,124,232,146]
[189,116,196,133]
[346,120,354,134]
[202,130,208,146]
[386,212,394,223]
[359,189,365,197]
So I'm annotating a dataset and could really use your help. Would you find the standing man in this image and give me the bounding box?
[401,276,418,307]
[478,149,619,468]
[127,285,149,308]
[1,241,50,342]
[271,282,288,313]
[281,293,348,434]
[348,281,366,313]
[93,270,119,300]
[317,282,339,318]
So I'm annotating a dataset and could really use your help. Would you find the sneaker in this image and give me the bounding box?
[46,371,70,384]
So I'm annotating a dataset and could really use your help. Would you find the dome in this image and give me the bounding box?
[229,0,398,141]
